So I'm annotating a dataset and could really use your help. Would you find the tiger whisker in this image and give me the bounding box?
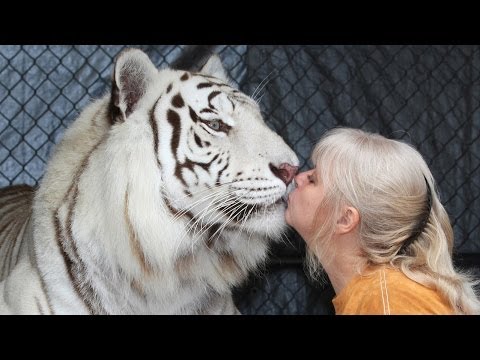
[169,182,243,222]
[225,197,254,243]
[170,183,245,223]
[189,195,238,239]
[207,202,249,242]
[243,203,258,224]
[170,188,230,222]
[172,181,239,204]
[173,186,260,259]
[229,204,258,262]
[251,69,277,101]
[190,188,252,241]
[256,90,267,105]
[191,196,242,240]
[279,230,295,249]
[174,194,237,258]
[193,201,247,255]
[191,187,252,231]
[189,190,241,230]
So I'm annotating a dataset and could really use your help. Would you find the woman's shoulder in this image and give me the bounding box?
[332,267,388,314]
[334,266,454,315]
[380,267,454,314]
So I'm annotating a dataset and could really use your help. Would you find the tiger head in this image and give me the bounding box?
[108,49,299,250]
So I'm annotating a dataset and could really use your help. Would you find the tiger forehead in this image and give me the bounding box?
[174,73,258,111]
[185,72,256,106]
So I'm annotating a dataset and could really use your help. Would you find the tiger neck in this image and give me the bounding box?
[85,225,270,314]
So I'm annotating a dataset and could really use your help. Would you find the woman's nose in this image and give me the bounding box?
[294,171,307,187]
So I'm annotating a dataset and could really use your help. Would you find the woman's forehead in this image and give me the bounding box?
[313,166,325,183]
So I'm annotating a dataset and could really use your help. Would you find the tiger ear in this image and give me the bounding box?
[109,48,158,124]
[200,54,231,84]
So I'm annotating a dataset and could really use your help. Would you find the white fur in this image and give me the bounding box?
[0,49,298,314]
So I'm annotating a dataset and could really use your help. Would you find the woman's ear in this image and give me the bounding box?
[336,206,360,235]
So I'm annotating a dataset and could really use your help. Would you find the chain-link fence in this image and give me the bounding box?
[1,45,479,314]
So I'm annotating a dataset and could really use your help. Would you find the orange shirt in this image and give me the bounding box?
[332,266,454,315]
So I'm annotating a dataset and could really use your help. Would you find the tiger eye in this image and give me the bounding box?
[208,120,221,131]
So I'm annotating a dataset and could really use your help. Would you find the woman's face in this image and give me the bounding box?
[285,167,326,242]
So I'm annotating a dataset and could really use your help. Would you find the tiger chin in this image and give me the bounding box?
[0,48,299,314]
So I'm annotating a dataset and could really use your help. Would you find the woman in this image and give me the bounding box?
[285,127,480,314]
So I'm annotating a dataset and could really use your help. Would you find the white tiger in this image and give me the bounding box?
[0,48,299,314]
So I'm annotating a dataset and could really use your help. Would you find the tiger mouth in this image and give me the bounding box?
[262,197,285,209]
[218,196,285,223]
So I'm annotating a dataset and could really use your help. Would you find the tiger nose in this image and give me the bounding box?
[269,163,299,186]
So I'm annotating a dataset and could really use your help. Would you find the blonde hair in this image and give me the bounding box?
[307,127,480,314]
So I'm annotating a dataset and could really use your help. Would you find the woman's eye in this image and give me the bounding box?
[207,120,221,131]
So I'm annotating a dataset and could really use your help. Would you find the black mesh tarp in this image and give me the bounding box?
[1,45,479,314]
